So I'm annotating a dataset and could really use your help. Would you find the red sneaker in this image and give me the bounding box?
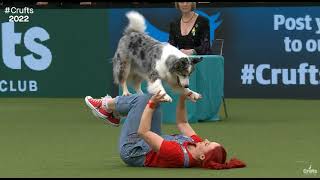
[85,96,120,126]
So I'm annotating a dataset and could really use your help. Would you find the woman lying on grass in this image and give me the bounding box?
[84,90,246,169]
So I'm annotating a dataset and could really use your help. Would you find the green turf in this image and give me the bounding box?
[0,98,319,178]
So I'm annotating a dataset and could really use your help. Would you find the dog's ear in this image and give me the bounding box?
[174,57,188,69]
[179,57,189,63]
[173,60,183,70]
[191,57,203,64]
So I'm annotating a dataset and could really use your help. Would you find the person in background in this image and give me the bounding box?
[168,2,211,55]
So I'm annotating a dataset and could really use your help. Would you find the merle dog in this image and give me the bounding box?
[112,11,202,102]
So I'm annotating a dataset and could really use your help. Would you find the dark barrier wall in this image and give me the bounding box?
[1,6,320,99]
[0,9,115,97]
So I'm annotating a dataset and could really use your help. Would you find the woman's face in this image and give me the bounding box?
[195,139,221,155]
[178,2,193,13]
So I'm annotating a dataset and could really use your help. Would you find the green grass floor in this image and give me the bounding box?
[0,98,319,178]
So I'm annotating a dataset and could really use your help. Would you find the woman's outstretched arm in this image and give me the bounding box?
[175,95,197,137]
[138,91,167,152]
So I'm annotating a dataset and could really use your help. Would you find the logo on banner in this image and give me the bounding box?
[1,22,52,93]
[1,22,52,71]
[303,164,318,175]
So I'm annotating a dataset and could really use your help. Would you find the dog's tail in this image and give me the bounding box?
[124,11,146,34]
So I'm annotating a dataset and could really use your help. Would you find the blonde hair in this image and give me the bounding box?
[175,2,197,11]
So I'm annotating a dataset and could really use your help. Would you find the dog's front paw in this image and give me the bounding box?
[192,91,202,99]
[163,94,173,102]
[186,91,202,102]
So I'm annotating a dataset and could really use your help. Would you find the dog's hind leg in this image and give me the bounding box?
[121,81,131,96]
[132,75,143,95]
[120,63,131,96]
[114,55,132,96]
